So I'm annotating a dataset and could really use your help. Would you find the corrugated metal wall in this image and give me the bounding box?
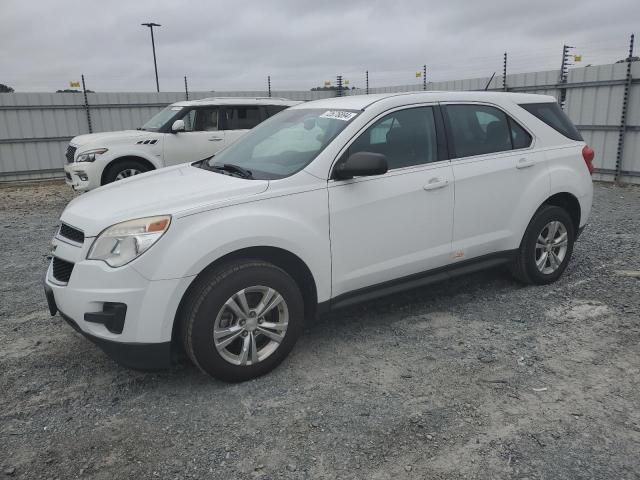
[1,62,638,183]
[565,62,640,181]
[0,90,337,181]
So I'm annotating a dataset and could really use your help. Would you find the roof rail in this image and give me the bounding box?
[191,96,294,102]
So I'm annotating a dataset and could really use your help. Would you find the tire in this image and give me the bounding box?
[510,205,575,285]
[180,260,304,382]
[103,159,150,185]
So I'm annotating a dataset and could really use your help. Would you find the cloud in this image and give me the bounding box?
[1,0,637,92]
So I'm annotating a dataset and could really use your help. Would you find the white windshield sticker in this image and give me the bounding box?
[320,110,357,121]
[171,106,183,111]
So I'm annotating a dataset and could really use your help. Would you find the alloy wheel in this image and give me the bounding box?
[115,168,142,180]
[213,286,289,366]
[535,220,568,274]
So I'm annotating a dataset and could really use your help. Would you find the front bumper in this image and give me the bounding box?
[44,236,194,370]
[45,281,171,370]
[64,161,102,191]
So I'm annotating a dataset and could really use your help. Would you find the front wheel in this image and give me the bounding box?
[103,159,150,185]
[180,260,304,382]
[511,205,575,285]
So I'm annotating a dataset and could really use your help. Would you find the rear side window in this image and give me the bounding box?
[519,102,583,141]
[444,104,531,158]
[509,118,532,149]
[224,106,264,130]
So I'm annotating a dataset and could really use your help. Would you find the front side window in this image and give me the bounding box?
[224,106,264,130]
[175,108,218,132]
[445,104,532,158]
[194,108,219,131]
[180,110,196,131]
[204,108,359,179]
[347,107,438,169]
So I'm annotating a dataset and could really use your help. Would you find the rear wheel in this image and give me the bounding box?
[180,260,304,382]
[511,205,575,285]
[103,159,150,185]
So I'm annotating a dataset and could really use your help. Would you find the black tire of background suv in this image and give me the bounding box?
[102,159,151,185]
[510,205,576,285]
[180,260,305,382]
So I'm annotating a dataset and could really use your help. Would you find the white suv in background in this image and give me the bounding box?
[45,91,594,382]
[63,97,299,191]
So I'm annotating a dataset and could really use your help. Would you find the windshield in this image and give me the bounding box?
[205,108,359,179]
[141,105,183,130]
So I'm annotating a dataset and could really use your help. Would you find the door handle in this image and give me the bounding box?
[423,178,449,191]
[516,158,535,169]
[208,137,223,142]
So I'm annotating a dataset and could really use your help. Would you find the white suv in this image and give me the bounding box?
[45,91,594,381]
[63,97,299,191]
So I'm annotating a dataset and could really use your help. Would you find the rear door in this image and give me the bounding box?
[442,102,547,260]
[220,105,267,147]
[162,107,225,165]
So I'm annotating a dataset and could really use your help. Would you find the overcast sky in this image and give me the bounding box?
[1,0,638,92]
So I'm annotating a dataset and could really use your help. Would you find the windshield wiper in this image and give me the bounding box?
[210,163,253,179]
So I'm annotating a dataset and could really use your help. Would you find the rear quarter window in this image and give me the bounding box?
[519,102,583,141]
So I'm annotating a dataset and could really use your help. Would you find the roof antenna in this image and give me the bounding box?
[484,72,496,91]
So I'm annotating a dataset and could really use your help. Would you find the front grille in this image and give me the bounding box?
[52,257,74,283]
[59,223,84,244]
[65,145,77,163]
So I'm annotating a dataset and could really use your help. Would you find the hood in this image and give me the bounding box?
[71,130,151,148]
[61,164,269,236]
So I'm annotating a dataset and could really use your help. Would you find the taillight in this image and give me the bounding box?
[582,145,595,175]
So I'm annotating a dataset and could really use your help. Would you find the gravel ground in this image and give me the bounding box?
[1,180,639,480]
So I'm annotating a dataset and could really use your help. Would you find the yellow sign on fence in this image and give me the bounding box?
[69,81,81,88]
[416,72,422,78]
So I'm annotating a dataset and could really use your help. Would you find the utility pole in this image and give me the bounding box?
[184,75,189,101]
[366,70,369,95]
[267,75,271,98]
[141,22,161,92]
[336,75,344,97]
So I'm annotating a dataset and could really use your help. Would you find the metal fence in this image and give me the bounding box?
[1,62,638,184]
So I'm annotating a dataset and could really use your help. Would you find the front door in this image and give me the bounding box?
[328,105,454,298]
[162,107,225,165]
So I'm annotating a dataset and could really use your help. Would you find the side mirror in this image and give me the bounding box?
[171,119,185,133]
[333,152,388,180]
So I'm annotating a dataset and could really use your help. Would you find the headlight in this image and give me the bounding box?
[88,215,171,267]
[76,148,108,162]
